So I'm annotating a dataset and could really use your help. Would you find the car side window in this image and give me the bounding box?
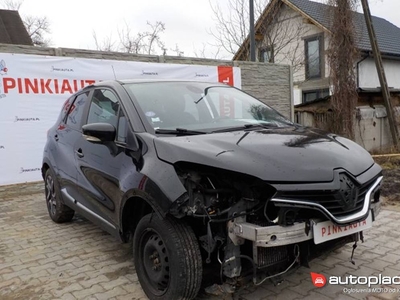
[65,92,90,131]
[86,89,120,128]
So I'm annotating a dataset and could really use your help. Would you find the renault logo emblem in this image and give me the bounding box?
[339,174,358,210]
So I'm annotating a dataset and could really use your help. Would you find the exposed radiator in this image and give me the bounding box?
[255,245,288,269]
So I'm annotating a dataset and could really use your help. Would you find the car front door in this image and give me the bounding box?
[55,92,90,200]
[73,88,128,233]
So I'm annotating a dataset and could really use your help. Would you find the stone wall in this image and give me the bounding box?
[233,61,292,119]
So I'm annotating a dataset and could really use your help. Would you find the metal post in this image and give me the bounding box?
[361,0,399,149]
[249,0,256,62]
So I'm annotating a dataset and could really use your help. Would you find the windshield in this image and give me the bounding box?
[123,82,292,133]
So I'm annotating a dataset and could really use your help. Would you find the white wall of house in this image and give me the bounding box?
[293,87,302,105]
[291,30,330,105]
[323,36,331,79]
[257,4,330,105]
[271,5,326,82]
[358,57,400,89]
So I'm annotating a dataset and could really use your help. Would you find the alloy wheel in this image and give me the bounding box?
[45,175,57,216]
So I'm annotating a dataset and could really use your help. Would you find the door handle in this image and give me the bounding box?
[54,134,59,141]
[75,148,84,158]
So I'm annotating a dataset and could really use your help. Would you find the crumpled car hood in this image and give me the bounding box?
[154,127,375,183]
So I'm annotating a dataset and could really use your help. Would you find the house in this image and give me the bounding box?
[234,0,400,106]
[0,9,32,45]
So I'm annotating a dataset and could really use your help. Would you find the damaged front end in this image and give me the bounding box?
[169,162,383,292]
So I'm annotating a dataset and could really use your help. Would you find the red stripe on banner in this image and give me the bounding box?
[217,66,234,86]
[218,66,235,117]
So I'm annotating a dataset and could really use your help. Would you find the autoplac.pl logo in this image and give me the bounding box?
[311,272,400,292]
[311,272,327,288]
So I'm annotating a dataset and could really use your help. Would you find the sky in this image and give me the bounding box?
[15,0,396,59]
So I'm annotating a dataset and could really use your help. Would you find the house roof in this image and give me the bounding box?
[287,0,400,57]
[0,9,32,46]
[234,0,400,60]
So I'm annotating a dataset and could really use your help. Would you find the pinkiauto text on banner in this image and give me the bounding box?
[0,53,241,186]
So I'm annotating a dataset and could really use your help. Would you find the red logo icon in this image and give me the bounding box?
[217,66,234,86]
[311,272,327,288]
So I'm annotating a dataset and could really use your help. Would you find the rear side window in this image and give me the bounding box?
[86,89,120,128]
[65,92,90,131]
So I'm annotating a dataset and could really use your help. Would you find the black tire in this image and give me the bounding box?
[44,168,74,223]
[133,213,202,300]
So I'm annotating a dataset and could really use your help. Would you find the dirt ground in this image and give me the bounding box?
[375,156,400,210]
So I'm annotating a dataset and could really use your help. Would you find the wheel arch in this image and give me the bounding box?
[41,161,51,179]
[119,192,165,243]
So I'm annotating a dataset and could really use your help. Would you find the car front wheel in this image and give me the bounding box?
[133,213,202,300]
[44,168,74,223]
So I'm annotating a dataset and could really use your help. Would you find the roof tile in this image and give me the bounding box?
[288,0,400,56]
[0,9,32,46]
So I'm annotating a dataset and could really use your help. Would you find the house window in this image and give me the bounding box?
[303,88,329,103]
[305,35,323,79]
[259,46,274,63]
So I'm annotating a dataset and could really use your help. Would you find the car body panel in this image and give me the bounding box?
[45,93,87,199]
[73,135,122,226]
[154,127,375,183]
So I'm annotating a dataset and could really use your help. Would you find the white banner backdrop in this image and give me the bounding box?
[0,53,241,186]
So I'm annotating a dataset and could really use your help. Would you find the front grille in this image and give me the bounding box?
[275,175,377,218]
[255,246,288,269]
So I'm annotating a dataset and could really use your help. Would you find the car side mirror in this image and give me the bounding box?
[82,123,116,143]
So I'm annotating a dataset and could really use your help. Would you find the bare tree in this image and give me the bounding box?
[23,15,51,46]
[118,21,166,55]
[145,21,165,55]
[193,42,221,59]
[1,0,22,10]
[1,0,51,46]
[209,0,309,72]
[118,21,144,54]
[170,44,184,57]
[209,0,268,56]
[92,31,117,52]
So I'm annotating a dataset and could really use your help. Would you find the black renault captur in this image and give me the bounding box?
[42,80,382,300]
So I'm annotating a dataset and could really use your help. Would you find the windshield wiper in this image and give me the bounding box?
[211,123,278,133]
[155,128,208,135]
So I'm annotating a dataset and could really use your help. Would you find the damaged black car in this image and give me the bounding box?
[42,80,382,300]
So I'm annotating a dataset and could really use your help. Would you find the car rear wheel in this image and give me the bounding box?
[44,168,74,223]
[133,214,202,300]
